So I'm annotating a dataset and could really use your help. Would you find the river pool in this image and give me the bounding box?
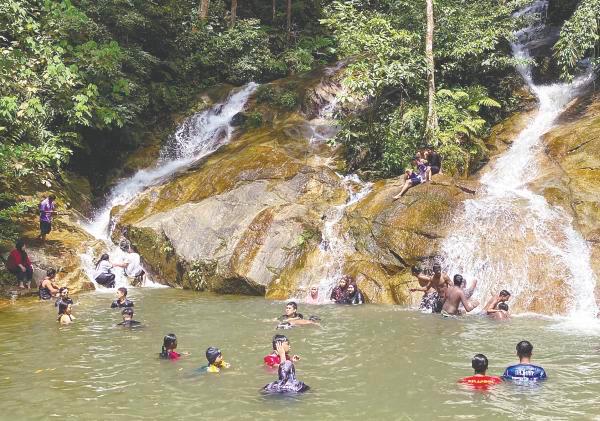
[1,289,599,420]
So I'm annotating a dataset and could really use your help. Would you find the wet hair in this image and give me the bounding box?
[117,287,128,296]
[48,194,56,201]
[272,334,289,350]
[308,315,321,322]
[472,354,488,374]
[121,307,134,317]
[453,274,463,286]
[46,268,56,278]
[286,301,298,311]
[432,263,441,272]
[516,340,533,358]
[497,302,509,311]
[500,290,511,297]
[59,287,68,294]
[95,253,109,268]
[411,266,420,275]
[160,333,177,359]
[57,301,70,315]
[119,239,130,252]
[205,347,221,365]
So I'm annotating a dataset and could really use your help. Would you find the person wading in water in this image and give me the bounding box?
[409,263,451,313]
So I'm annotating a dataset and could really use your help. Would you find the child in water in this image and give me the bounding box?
[264,334,300,368]
[57,302,74,325]
[201,347,230,373]
[458,354,502,389]
[159,333,183,360]
[263,335,309,394]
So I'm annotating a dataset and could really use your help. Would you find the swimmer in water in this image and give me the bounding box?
[57,302,74,325]
[484,290,511,320]
[264,334,300,368]
[278,302,317,326]
[458,354,503,388]
[117,307,142,327]
[306,286,319,304]
[159,333,188,360]
[409,264,450,313]
[55,287,73,307]
[263,336,309,394]
[503,340,547,382]
[200,347,230,373]
[440,275,479,316]
[111,287,134,308]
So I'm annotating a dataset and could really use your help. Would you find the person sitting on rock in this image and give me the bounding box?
[6,239,33,289]
[330,276,350,304]
[39,268,60,300]
[344,283,365,305]
[393,168,422,199]
[424,147,442,180]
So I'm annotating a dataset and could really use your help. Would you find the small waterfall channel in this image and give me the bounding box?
[80,83,258,288]
[441,1,597,317]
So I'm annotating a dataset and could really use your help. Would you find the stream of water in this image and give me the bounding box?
[441,0,598,318]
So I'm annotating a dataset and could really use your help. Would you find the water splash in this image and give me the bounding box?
[79,83,258,288]
[441,0,597,317]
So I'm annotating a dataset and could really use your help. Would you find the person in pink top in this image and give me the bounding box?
[38,194,57,242]
[306,286,319,304]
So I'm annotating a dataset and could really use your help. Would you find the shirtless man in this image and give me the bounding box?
[409,263,451,313]
[484,290,511,320]
[441,275,479,316]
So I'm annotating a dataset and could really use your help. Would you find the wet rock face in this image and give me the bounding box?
[540,94,600,302]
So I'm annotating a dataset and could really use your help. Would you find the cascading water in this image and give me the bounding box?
[441,1,597,318]
[80,83,258,288]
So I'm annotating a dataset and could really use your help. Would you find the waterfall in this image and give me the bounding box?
[441,1,597,317]
[80,83,258,288]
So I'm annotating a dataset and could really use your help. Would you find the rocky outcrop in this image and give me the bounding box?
[539,93,600,302]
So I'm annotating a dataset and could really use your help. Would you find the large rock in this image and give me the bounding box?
[540,93,600,302]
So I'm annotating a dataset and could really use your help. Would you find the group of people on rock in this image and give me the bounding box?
[93,240,145,288]
[394,146,443,199]
[410,263,511,319]
[327,275,365,305]
[459,340,547,388]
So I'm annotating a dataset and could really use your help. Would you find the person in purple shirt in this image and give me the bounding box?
[503,340,547,382]
[38,194,57,242]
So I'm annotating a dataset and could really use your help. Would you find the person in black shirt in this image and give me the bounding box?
[117,307,142,327]
[425,147,442,180]
[111,287,134,308]
[55,287,74,307]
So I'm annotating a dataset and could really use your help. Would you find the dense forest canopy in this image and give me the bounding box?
[0,0,598,238]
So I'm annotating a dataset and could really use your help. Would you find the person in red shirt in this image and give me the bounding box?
[6,239,33,289]
[264,334,300,368]
[459,354,503,389]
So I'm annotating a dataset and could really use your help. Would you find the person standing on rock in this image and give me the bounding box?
[6,239,33,289]
[409,264,450,313]
[38,194,57,243]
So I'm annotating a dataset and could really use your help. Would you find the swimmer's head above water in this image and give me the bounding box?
[285,302,298,318]
[499,290,511,301]
[272,334,290,352]
[453,274,463,286]
[206,347,223,365]
[122,307,134,320]
[516,340,533,359]
[471,354,489,375]
[163,333,177,350]
[497,302,509,312]
[432,263,441,275]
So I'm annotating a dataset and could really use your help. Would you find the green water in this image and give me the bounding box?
[1,289,599,420]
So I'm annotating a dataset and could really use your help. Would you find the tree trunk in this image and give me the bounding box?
[424,0,438,144]
[199,0,210,21]
[287,0,292,41]
[230,0,238,27]
[272,0,276,22]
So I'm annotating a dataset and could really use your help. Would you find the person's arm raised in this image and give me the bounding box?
[461,291,479,313]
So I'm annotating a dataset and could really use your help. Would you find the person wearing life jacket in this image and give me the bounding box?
[200,347,230,373]
[39,268,60,300]
[503,340,547,382]
[459,354,503,389]
[6,239,33,289]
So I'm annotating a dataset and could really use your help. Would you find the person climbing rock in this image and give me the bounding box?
[6,239,33,289]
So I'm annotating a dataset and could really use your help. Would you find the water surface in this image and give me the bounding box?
[1,289,599,420]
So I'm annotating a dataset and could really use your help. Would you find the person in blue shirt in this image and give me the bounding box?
[503,340,547,381]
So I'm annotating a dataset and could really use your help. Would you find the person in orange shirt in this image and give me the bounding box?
[459,354,503,389]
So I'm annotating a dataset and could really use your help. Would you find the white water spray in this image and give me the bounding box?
[80,83,258,288]
[441,1,597,318]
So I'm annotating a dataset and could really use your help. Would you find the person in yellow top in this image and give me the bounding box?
[202,347,230,373]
